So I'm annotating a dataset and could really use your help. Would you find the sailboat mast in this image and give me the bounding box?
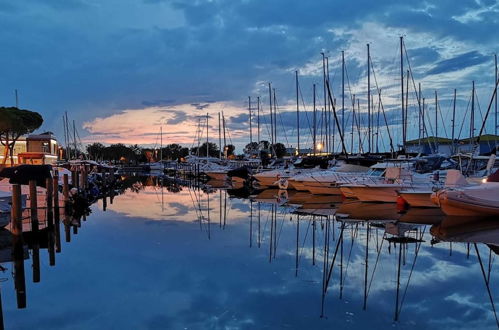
[400,36,405,151]
[351,94,355,154]
[367,44,371,153]
[313,83,317,154]
[452,89,457,152]
[418,83,422,144]
[273,88,278,145]
[471,81,475,145]
[268,83,273,146]
[296,70,300,155]
[495,54,498,138]
[248,96,253,145]
[160,125,163,161]
[206,113,209,158]
[326,56,331,154]
[342,50,345,149]
[435,90,438,152]
[222,112,227,157]
[321,53,326,153]
[218,112,222,159]
[257,96,260,144]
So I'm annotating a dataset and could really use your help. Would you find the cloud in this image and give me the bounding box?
[427,51,489,75]
[1,0,499,152]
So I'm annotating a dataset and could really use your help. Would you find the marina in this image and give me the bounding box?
[2,1,499,328]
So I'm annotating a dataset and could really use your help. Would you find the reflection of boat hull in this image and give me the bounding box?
[296,207,336,216]
[336,201,401,221]
[431,216,499,245]
[399,191,435,208]
[399,208,444,225]
[206,179,228,189]
[205,172,227,181]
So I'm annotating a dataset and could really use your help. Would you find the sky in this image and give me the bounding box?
[1,0,499,152]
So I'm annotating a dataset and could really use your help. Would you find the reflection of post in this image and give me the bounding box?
[394,242,402,321]
[29,180,38,232]
[46,179,55,266]
[207,191,211,240]
[269,204,273,262]
[474,243,499,327]
[0,284,4,329]
[53,176,61,253]
[13,237,26,309]
[257,202,261,248]
[249,201,253,248]
[219,190,222,228]
[312,217,316,265]
[363,223,369,310]
[31,181,40,283]
[11,186,26,309]
[102,195,107,211]
[295,214,299,277]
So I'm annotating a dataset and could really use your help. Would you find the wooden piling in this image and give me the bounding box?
[11,184,26,308]
[46,178,55,266]
[11,184,22,236]
[29,180,38,233]
[53,176,61,253]
[63,174,69,203]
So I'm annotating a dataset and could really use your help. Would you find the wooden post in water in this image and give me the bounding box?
[63,174,69,203]
[29,180,38,232]
[11,184,22,236]
[53,176,61,253]
[29,181,40,283]
[11,184,26,308]
[46,178,55,266]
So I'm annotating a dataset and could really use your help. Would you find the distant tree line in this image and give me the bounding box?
[85,140,288,163]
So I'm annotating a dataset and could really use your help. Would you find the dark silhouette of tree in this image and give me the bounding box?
[271,143,286,158]
[226,144,235,157]
[0,107,43,166]
[191,142,220,157]
[86,142,105,160]
[160,143,189,160]
[244,142,259,154]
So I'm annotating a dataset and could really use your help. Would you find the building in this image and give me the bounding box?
[405,137,454,155]
[0,132,60,165]
[458,134,499,155]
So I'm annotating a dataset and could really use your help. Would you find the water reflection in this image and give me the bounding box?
[0,175,498,329]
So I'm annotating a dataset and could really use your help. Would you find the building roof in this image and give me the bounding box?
[459,134,499,143]
[406,136,453,145]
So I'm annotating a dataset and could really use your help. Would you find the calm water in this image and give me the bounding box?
[1,176,498,329]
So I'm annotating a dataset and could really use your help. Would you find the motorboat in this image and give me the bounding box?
[432,170,499,216]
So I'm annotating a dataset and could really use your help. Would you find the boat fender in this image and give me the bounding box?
[278,178,288,190]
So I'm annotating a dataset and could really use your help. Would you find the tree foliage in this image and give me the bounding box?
[191,142,220,157]
[271,143,287,158]
[160,144,189,160]
[0,107,43,165]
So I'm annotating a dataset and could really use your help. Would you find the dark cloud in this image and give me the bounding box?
[142,99,176,106]
[1,0,498,148]
[427,51,489,75]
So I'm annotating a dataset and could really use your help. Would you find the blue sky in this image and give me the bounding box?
[1,0,498,152]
